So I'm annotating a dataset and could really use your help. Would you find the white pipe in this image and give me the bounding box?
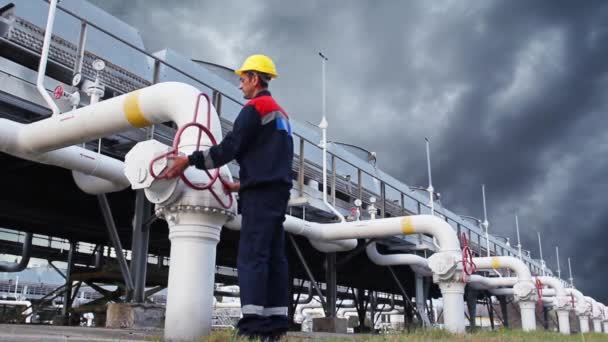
[519,301,537,332]
[515,215,522,260]
[468,275,518,290]
[17,82,223,153]
[473,256,536,331]
[0,119,129,193]
[538,276,569,334]
[473,256,532,280]
[224,215,357,253]
[0,300,32,323]
[579,315,590,333]
[365,240,432,275]
[439,282,466,334]
[36,0,61,116]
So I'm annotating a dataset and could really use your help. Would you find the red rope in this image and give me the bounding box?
[460,232,476,282]
[149,93,232,209]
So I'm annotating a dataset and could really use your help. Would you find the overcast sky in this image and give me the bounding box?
[85,0,608,301]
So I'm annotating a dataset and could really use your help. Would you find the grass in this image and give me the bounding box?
[198,329,608,342]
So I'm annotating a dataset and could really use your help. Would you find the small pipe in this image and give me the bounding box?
[482,185,489,256]
[567,257,574,288]
[365,240,432,275]
[36,0,61,115]
[555,246,561,280]
[0,232,32,272]
[425,138,434,215]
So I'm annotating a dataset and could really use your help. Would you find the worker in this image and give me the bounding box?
[162,54,293,341]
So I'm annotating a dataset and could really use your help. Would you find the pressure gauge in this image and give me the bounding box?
[92,59,106,71]
[369,197,376,204]
[71,73,82,86]
[354,199,362,207]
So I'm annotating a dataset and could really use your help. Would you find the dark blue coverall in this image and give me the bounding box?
[188,90,294,338]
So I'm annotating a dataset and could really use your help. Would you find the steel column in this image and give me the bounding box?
[131,190,151,303]
[61,241,75,320]
[325,252,337,317]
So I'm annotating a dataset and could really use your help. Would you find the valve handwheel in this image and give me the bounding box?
[148,93,233,209]
[52,85,64,99]
[460,232,477,282]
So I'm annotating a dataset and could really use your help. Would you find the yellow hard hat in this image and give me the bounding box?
[235,54,278,78]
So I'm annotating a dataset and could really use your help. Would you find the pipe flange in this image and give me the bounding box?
[427,252,460,283]
[513,281,537,302]
[157,204,236,219]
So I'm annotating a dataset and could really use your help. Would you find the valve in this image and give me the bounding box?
[52,85,81,109]
[460,232,476,282]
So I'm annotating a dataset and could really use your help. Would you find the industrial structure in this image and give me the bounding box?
[0,0,606,340]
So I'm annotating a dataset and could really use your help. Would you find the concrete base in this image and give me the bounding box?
[106,303,165,329]
[312,317,348,334]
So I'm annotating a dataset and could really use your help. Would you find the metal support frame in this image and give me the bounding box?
[486,292,495,330]
[130,190,151,303]
[0,232,32,272]
[386,266,420,325]
[352,287,369,332]
[288,234,327,310]
[47,260,66,279]
[325,252,337,317]
[498,295,509,328]
[415,273,431,327]
[97,194,134,295]
[61,241,75,320]
[336,238,376,267]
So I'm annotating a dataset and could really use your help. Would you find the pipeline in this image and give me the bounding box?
[365,240,432,276]
[473,256,537,331]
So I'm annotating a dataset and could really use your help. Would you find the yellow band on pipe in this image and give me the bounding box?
[124,91,151,128]
[401,217,415,234]
[490,257,501,269]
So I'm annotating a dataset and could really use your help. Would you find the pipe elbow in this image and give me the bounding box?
[72,170,129,194]
[473,256,532,281]
[406,215,460,252]
[0,232,32,272]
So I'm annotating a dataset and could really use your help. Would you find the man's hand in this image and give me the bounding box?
[161,155,190,179]
[223,181,240,193]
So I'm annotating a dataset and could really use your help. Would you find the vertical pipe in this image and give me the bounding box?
[557,310,570,334]
[37,0,61,115]
[593,319,602,332]
[164,217,223,340]
[579,316,589,333]
[72,22,87,77]
[519,301,537,331]
[439,282,466,333]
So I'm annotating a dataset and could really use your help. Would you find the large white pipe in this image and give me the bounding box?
[287,215,460,252]
[36,0,61,115]
[473,256,537,331]
[224,215,357,253]
[365,241,432,276]
[538,276,570,334]
[17,82,222,153]
[0,119,129,193]
[468,275,517,290]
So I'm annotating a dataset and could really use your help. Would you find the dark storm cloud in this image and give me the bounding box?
[88,0,608,301]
